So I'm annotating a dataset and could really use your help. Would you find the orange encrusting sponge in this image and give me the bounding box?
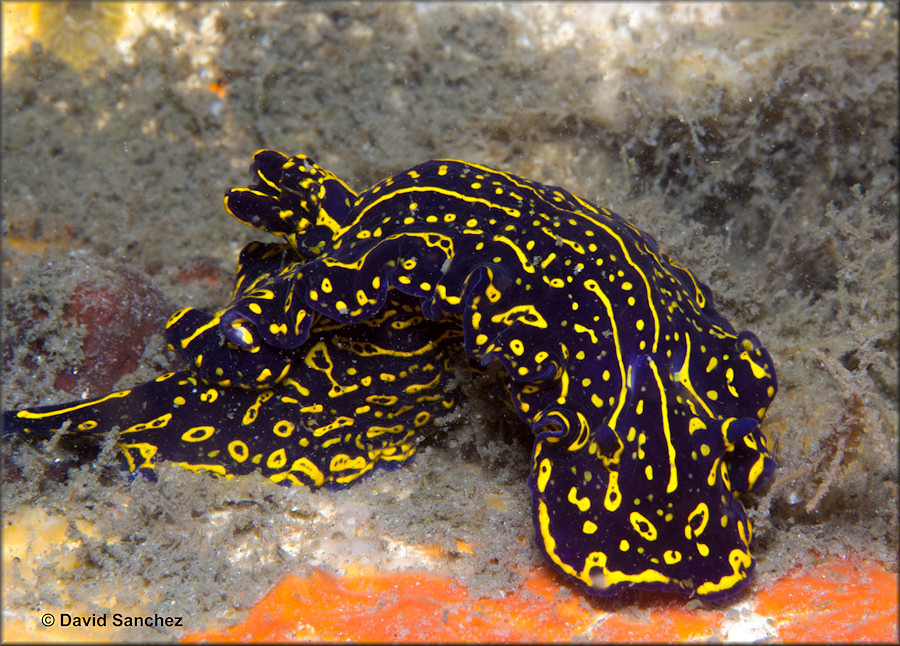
[183,557,897,643]
[754,558,898,643]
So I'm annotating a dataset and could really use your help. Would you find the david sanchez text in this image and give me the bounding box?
[55,612,183,628]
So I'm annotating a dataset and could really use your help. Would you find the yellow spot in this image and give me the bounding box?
[663,550,682,565]
[181,426,215,442]
[271,458,325,487]
[228,440,249,463]
[330,453,368,472]
[629,512,658,541]
[573,323,598,343]
[583,521,598,535]
[536,458,552,493]
[688,417,707,435]
[685,502,710,539]
[273,420,295,437]
[567,486,591,512]
[267,448,287,470]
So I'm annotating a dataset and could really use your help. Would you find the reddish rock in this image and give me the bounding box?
[56,269,168,394]
[4,255,175,400]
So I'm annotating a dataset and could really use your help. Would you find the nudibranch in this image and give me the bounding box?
[4,150,777,600]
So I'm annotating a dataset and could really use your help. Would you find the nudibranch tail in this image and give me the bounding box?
[6,282,463,489]
[5,308,461,487]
